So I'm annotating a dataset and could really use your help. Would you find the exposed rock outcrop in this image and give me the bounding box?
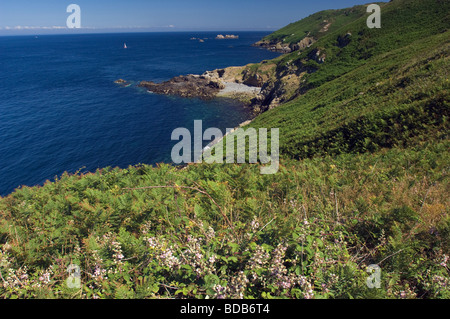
[114,79,130,86]
[253,36,315,53]
[138,75,225,100]
[292,37,316,51]
[216,34,239,39]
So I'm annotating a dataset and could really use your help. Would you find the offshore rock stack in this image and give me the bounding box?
[216,34,239,39]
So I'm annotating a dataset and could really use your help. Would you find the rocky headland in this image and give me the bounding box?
[253,36,315,53]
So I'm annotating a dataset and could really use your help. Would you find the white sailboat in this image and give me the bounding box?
[124,43,127,49]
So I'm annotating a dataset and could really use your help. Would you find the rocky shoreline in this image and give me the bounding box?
[114,37,298,112]
[252,36,315,53]
[114,18,354,116]
[128,66,266,108]
[138,75,225,100]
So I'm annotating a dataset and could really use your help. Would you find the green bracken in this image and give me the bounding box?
[0,0,448,299]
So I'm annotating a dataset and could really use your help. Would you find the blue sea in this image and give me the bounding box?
[0,32,280,196]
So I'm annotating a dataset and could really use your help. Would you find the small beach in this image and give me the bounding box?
[218,82,261,96]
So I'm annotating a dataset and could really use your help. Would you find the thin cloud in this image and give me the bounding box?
[2,26,66,30]
[0,26,103,31]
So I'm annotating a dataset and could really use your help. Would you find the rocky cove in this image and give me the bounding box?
[115,33,328,114]
[138,75,226,100]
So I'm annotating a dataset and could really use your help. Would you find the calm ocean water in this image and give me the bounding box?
[0,32,280,196]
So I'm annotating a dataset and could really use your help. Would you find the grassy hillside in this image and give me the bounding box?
[241,0,450,109]
[249,30,449,159]
[0,0,448,299]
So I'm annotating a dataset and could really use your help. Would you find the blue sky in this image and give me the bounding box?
[0,0,382,35]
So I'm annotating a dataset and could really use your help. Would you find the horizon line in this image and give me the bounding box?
[0,28,279,37]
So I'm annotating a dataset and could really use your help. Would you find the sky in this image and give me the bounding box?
[0,0,384,35]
